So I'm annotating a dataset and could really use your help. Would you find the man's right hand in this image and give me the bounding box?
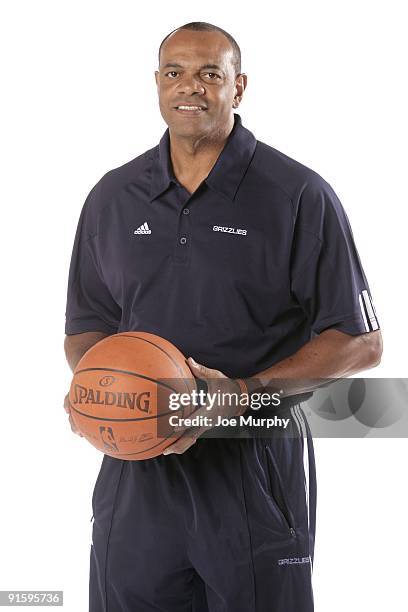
[64,392,83,437]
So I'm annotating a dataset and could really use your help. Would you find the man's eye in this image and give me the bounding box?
[165,71,179,78]
[204,73,220,79]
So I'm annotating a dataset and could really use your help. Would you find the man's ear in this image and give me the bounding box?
[237,73,248,95]
[154,70,160,89]
[233,73,247,108]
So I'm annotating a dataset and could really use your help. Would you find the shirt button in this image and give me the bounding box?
[183,208,190,215]
[179,236,187,245]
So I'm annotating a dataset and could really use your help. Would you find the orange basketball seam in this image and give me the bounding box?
[111,333,195,393]
[74,366,180,393]
[70,404,184,421]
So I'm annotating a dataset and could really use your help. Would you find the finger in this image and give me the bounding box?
[68,413,83,437]
[68,414,75,432]
[163,426,208,455]
[64,394,71,414]
[163,433,199,455]
[187,357,221,380]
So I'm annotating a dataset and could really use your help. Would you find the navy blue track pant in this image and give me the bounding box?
[89,403,317,611]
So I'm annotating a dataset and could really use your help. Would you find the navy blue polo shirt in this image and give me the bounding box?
[65,113,379,379]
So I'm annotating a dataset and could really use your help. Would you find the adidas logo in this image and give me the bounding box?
[134,222,151,235]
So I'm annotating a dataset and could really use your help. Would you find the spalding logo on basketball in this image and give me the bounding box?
[68,332,197,460]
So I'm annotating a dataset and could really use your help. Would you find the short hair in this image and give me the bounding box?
[158,22,241,76]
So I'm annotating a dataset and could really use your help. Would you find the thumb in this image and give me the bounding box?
[187,357,207,376]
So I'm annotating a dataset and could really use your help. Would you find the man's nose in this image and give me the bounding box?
[176,76,205,96]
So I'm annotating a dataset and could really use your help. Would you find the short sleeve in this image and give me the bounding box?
[64,182,122,335]
[290,174,380,336]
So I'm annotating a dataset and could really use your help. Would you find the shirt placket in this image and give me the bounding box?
[173,184,196,266]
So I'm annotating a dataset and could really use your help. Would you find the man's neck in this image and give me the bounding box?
[168,115,235,192]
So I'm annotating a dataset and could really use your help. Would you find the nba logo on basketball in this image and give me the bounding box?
[99,426,119,452]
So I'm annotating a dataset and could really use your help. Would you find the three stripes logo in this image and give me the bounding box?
[359,290,379,331]
[134,222,151,235]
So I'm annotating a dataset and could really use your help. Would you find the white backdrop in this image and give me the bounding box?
[0,1,407,610]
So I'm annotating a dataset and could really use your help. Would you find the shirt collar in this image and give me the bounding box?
[149,113,257,202]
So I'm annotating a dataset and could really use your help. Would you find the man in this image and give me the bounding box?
[64,22,382,612]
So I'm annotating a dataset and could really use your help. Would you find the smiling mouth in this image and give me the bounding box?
[174,105,207,112]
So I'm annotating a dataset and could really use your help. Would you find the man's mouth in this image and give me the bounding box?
[174,105,207,112]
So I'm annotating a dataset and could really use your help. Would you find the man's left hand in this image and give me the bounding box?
[162,357,246,455]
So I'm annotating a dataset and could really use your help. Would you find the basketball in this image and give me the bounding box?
[68,332,197,460]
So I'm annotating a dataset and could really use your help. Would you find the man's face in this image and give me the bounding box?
[155,29,246,139]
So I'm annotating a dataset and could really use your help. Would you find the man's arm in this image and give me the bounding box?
[163,329,382,455]
[243,328,383,397]
[63,331,112,436]
[64,331,111,373]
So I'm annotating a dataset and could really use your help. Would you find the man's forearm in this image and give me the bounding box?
[64,331,110,373]
[244,328,383,397]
